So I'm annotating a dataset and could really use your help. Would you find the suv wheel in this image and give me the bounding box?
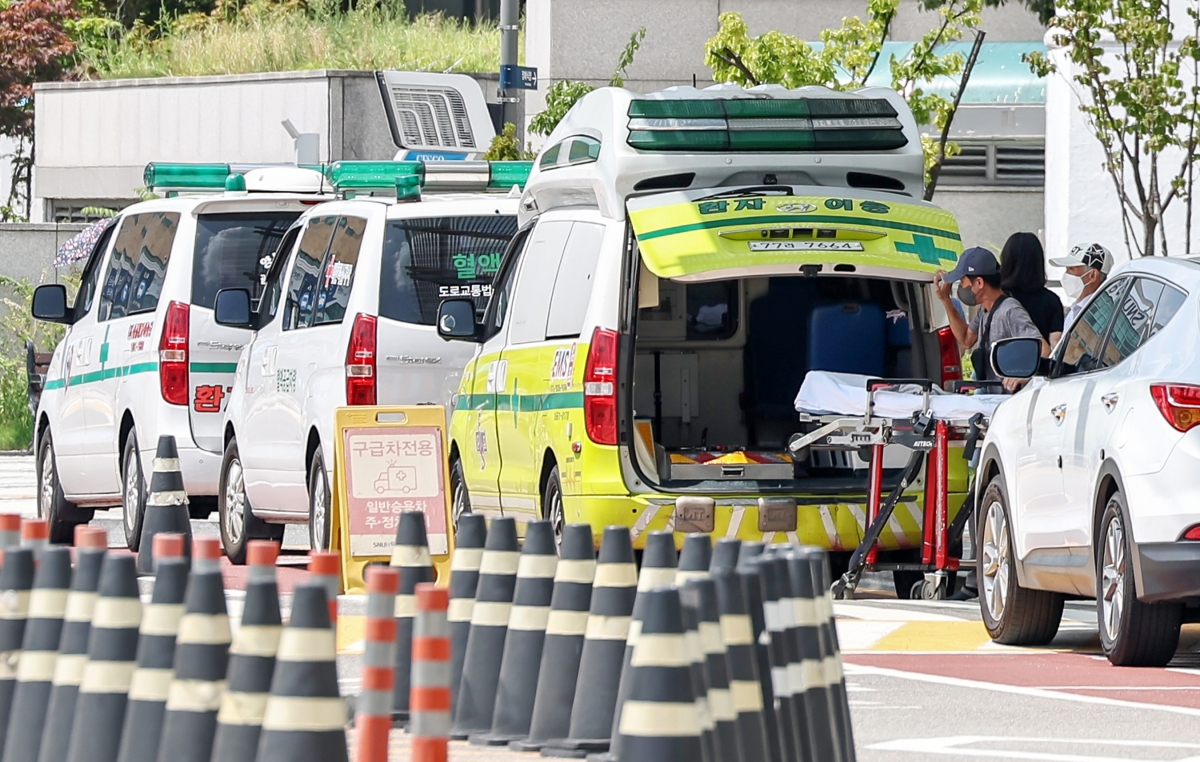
[542,465,565,548]
[219,437,283,565]
[37,430,92,544]
[1097,493,1182,666]
[450,456,472,531]
[122,431,146,552]
[979,476,1063,645]
[308,448,331,552]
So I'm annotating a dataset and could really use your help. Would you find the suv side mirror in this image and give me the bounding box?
[214,288,253,328]
[31,285,70,324]
[437,299,480,342]
[991,337,1042,379]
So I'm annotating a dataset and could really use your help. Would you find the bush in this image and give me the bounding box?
[0,275,67,451]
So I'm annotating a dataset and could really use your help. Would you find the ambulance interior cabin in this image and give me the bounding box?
[630,268,934,489]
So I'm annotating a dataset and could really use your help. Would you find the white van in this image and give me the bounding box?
[215,161,523,561]
[31,165,330,546]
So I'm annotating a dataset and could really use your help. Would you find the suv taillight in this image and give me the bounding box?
[346,314,377,406]
[159,301,189,406]
[937,326,962,386]
[583,327,619,446]
[1151,384,1200,432]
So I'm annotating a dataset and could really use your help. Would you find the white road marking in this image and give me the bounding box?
[869,735,1200,761]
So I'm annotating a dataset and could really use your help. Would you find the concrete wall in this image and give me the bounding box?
[0,224,84,286]
[935,187,1045,253]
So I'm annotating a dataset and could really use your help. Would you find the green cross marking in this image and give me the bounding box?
[100,326,110,366]
[896,234,957,265]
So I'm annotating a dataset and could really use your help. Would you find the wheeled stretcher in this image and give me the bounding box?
[790,372,1005,599]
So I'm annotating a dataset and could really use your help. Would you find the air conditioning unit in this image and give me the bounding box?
[376,71,497,161]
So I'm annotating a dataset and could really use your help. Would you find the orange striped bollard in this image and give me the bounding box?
[309,551,340,628]
[356,566,399,762]
[411,583,450,762]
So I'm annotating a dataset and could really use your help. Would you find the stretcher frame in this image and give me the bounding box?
[788,378,988,600]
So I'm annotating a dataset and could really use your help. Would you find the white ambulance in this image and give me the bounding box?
[215,161,523,561]
[31,165,330,547]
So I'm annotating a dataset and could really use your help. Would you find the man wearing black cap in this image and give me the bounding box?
[935,246,1048,392]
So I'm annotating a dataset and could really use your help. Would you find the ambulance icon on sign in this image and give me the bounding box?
[374,462,418,494]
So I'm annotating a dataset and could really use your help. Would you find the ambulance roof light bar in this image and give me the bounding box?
[143,162,328,192]
[326,160,533,195]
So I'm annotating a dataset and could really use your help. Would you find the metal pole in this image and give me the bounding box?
[498,0,520,125]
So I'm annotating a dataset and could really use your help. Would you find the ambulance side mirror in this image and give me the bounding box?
[437,299,480,342]
[31,285,70,324]
[991,337,1043,379]
[214,288,253,329]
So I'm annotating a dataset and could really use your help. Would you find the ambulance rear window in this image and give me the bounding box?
[379,215,518,326]
[191,212,299,309]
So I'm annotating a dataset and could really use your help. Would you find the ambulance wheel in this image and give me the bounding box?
[122,432,146,552]
[219,437,282,565]
[450,456,471,531]
[308,448,331,552]
[36,429,91,544]
[542,465,564,547]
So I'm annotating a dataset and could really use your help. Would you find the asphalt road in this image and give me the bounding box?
[9,453,1200,760]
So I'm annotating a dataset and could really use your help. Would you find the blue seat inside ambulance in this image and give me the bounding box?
[808,302,886,376]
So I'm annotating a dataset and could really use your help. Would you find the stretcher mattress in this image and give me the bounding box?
[794,371,1006,421]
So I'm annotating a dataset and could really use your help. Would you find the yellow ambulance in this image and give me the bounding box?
[435,84,968,595]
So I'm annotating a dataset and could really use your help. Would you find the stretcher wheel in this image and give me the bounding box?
[918,576,949,601]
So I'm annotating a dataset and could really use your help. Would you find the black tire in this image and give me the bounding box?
[308,447,331,552]
[978,477,1064,645]
[542,464,565,547]
[1097,493,1182,667]
[450,456,471,531]
[219,438,283,565]
[121,431,146,552]
[36,429,92,544]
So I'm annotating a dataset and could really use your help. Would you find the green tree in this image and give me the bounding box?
[704,1,985,200]
[1026,1,1200,258]
[529,27,646,137]
[483,122,535,161]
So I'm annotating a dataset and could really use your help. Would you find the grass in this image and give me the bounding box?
[0,361,32,452]
[84,10,510,79]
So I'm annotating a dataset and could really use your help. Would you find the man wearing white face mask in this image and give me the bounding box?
[1051,243,1114,330]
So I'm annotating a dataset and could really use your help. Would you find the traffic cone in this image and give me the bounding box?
[679,587,717,762]
[64,553,141,762]
[795,548,855,762]
[447,514,486,719]
[736,563,781,762]
[510,524,595,752]
[541,526,636,758]
[308,551,340,629]
[712,569,771,762]
[599,529,677,762]
[711,539,741,573]
[211,540,283,762]
[21,518,49,551]
[37,526,107,762]
[611,587,702,762]
[753,556,803,762]
[136,435,193,570]
[255,582,347,762]
[0,515,20,549]
[354,565,399,762]
[390,511,435,725]
[676,533,712,584]
[473,520,557,745]
[410,583,451,762]
[156,537,229,762]
[2,544,71,762]
[0,547,36,751]
[450,516,518,739]
[687,577,741,762]
[114,534,188,762]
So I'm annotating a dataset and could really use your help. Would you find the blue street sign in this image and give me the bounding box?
[500,65,538,91]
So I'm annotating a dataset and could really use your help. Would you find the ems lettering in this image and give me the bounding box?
[550,345,578,383]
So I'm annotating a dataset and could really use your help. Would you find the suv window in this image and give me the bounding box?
[546,222,604,339]
[313,216,367,326]
[508,221,573,345]
[74,221,117,320]
[257,227,301,324]
[379,215,517,326]
[284,216,337,331]
[100,212,181,320]
[483,228,532,340]
[191,212,298,310]
[1058,278,1128,375]
[1150,284,1187,338]
[1097,277,1164,369]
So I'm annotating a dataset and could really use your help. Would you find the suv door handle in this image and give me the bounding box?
[1101,392,1119,410]
[1051,404,1067,422]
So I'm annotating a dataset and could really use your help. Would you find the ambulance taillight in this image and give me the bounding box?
[346,313,377,406]
[937,326,961,386]
[159,301,190,406]
[583,327,619,446]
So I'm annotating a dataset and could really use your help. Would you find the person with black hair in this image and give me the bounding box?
[1000,232,1065,346]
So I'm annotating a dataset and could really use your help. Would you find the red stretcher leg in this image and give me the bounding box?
[922,446,936,566]
[934,421,950,571]
[866,443,884,566]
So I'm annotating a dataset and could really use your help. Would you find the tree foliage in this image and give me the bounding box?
[484,122,535,161]
[1026,1,1200,257]
[704,0,984,200]
[528,27,646,137]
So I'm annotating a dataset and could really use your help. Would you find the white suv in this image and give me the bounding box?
[31,165,329,547]
[216,173,519,562]
[977,256,1199,666]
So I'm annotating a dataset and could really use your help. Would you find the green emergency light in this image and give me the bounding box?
[625,97,907,152]
[396,174,422,202]
[143,163,232,190]
[327,160,532,194]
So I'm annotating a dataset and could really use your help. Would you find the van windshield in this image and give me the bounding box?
[191,212,299,309]
[379,215,518,326]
